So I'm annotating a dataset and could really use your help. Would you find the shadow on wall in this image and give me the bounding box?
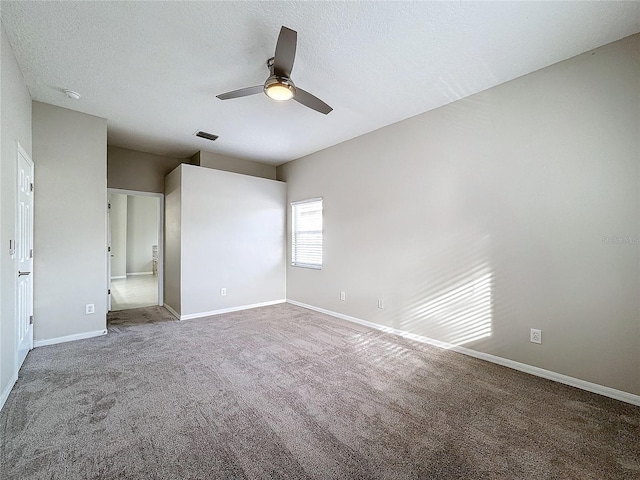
[396,235,493,347]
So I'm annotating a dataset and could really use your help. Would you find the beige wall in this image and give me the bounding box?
[164,164,286,318]
[195,150,277,180]
[164,167,182,314]
[126,195,159,274]
[0,24,32,406]
[109,193,128,278]
[107,146,275,195]
[107,146,192,194]
[277,35,640,396]
[33,102,108,342]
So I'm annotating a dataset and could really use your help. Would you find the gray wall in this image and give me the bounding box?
[165,164,286,318]
[109,193,128,278]
[277,35,640,396]
[107,146,192,194]
[32,102,108,342]
[107,146,275,193]
[164,167,182,314]
[0,24,32,404]
[195,150,277,180]
[109,193,159,277]
[126,195,159,275]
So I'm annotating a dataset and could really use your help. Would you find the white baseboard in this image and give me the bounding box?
[180,299,286,321]
[110,275,126,280]
[0,373,18,413]
[163,303,180,319]
[287,300,640,407]
[34,329,108,348]
[126,272,153,276]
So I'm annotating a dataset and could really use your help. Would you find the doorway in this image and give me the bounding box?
[107,189,163,311]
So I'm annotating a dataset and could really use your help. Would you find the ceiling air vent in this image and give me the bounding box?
[195,131,219,142]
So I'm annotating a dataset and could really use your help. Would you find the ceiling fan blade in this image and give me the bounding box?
[216,85,263,100]
[294,87,333,115]
[273,26,297,77]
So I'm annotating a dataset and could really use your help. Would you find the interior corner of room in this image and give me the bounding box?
[1,6,639,473]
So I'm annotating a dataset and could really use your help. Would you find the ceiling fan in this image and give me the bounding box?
[216,26,333,115]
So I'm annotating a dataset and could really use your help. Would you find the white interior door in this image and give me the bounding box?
[16,145,34,369]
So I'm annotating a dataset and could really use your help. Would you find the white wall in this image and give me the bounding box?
[126,195,158,275]
[165,164,286,318]
[0,24,32,407]
[277,35,640,396]
[109,193,127,278]
[32,102,108,342]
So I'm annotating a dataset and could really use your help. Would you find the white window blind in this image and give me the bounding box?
[292,198,323,269]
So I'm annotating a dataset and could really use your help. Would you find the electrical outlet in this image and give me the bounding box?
[378,299,384,309]
[85,304,95,315]
[530,328,542,344]
[220,288,227,296]
[340,291,346,301]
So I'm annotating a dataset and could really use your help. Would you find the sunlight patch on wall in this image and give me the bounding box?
[401,265,493,346]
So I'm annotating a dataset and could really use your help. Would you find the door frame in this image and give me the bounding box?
[107,188,164,309]
[15,141,34,370]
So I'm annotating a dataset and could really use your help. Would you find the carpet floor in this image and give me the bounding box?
[0,303,638,479]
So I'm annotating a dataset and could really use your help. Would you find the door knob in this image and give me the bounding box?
[18,271,31,276]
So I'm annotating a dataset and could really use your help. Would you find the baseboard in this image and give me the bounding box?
[180,299,287,321]
[110,275,126,280]
[34,329,108,348]
[163,303,180,319]
[126,272,153,276]
[0,374,18,413]
[287,300,640,407]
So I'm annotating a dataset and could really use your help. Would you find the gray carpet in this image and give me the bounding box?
[1,303,638,479]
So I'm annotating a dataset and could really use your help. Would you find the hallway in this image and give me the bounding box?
[111,275,157,311]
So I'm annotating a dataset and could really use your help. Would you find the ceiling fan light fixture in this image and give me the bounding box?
[264,81,295,101]
[217,26,332,114]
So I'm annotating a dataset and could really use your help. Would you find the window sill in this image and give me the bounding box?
[291,263,322,270]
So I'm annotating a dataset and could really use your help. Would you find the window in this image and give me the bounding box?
[291,198,323,269]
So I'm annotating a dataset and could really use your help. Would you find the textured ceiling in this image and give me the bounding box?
[2,1,639,165]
